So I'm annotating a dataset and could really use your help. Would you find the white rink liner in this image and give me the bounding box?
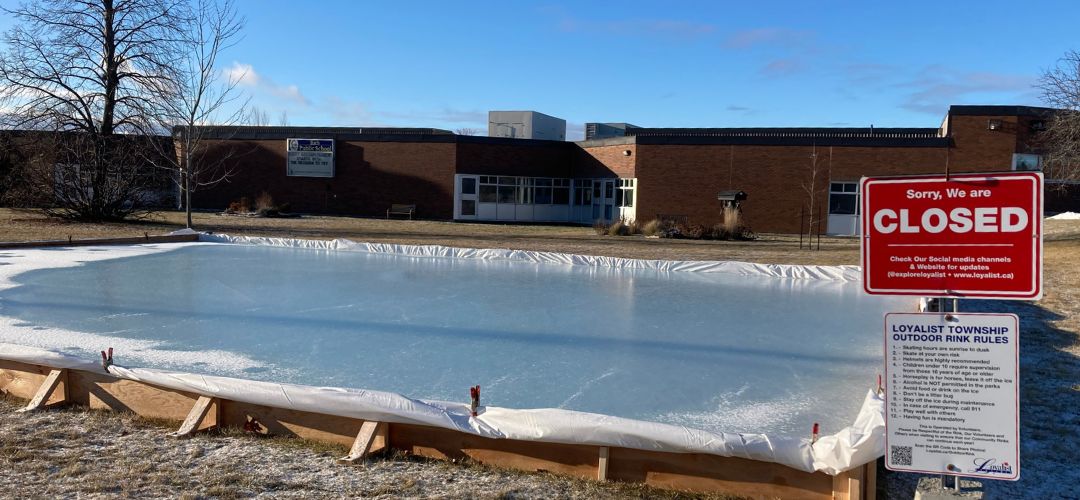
[200,232,864,282]
[0,234,899,475]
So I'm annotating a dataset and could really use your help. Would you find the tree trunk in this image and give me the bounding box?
[185,174,192,228]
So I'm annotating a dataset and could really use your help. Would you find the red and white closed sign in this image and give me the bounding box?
[861,172,1042,299]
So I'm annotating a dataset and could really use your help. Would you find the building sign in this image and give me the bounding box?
[885,313,1019,480]
[861,172,1042,299]
[287,138,334,177]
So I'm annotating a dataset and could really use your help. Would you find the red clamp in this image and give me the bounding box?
[469,385,481,417]
[811,423,820,444]
[100,347,114,372]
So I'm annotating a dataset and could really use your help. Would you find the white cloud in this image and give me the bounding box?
[722,28,814,49]
[226,62,260,87]
[225,61,310,106]
[895,66,1036,114]
[558,18,715,39]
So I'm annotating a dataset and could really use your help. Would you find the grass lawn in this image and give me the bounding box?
[0,207,861,265]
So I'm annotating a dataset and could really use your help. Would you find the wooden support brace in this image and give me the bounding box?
[338,420,389,464]
[598,446,610,481]
[16,369,66,413]
[169,396,218,438]
[832,459,872,500]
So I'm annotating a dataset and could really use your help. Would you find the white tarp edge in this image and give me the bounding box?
[0,233,894,475]
[0,342,882,475]
[196,232,863,282]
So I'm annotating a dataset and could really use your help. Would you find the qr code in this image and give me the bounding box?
[890,445,913,466]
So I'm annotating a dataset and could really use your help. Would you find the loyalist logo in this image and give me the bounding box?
[971,458,1013,475]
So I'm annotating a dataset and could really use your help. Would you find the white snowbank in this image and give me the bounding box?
[1047,211,1080,220]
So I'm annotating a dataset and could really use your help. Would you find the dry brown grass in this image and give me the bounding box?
[0,208,861,265]
[0,394,743,499]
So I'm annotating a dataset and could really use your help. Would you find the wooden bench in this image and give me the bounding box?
[386,204,416,220]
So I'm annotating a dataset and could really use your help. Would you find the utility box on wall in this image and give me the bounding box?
[488,111,566,141]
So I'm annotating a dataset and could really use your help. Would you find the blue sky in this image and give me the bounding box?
[2,1,1078,138]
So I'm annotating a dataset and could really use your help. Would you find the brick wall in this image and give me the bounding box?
[629,143,1016,234]
[185,112,1037,230]
[573,144,636,178]
[191,139,457,218]
[456,141,574,177]
[947,115,1019,172]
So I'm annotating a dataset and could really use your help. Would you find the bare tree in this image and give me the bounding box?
[277,110,289,127]
[454,127,483,136]
[1038,50,1080,182]
[0,0,188,220]
[149,0,245,228]
[244,106,270,126]
[801,144,828,245]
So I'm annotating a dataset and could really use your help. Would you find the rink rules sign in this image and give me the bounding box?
[884,313,1020,480]
[861,172,1043,299]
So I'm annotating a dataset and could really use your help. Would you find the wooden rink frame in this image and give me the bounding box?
[0,235,878,499]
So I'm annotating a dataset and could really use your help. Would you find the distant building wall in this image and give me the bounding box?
[456,138,574,177]
[191,138,458,219]
[168,104,1071,231]
[488,111,566,141]
[584,123,639,141]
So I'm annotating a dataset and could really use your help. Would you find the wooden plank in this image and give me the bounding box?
[598,446,610,481]
[218,399,363,446]
[66,369,203,421]
[609,446,834,500]
[337,420,388,464]
[0,360,63,400]
[832,462,866,500]
[169,396,217,438]
[16,369,66,412]
[390,422,600,479]
[865,459,877,500]
[0,362,858,498]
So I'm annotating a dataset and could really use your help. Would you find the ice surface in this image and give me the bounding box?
[0,243,912,439]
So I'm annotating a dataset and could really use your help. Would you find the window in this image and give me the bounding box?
[829,182,858,215]
[616,178,636,208]
[553,184,569,205]
[479,177,497,202]
[497,185,516,204]
[1012,153,1042,172]
[574,179,592,205]
[461,177,476,195]
[534,178,552,204]
[472,175,575,205]
[460,199,476,216]
[518,178,533,204]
